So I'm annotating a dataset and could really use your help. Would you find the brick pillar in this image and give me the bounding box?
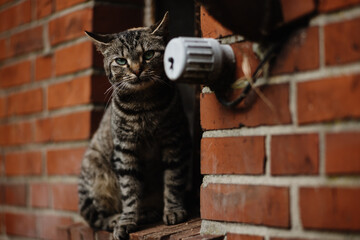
[200,1,360,239]
[0,0,143,239]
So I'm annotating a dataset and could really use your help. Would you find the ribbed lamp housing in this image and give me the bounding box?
[164,37,235,86]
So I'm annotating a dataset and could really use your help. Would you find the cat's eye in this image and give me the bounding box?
[143,50,155,61]
[115,58,127,65]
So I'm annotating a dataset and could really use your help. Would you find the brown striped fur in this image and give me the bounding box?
[78,13,191,240]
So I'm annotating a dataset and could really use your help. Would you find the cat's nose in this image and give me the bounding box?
[130,63,141,76]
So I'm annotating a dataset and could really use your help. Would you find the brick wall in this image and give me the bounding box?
[0,0,143,239]
[200,1,360,240]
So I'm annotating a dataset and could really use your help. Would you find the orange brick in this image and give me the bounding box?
[0,97,6,118]
[34,111,100,142]
[271,238,310,240]
[0,0,31,32]
[201,136,265,175]
[35,54,53,81]
[200,84,291,130]
[36,0,53,19]
[200,6,232,38]
[228,234,264,240]
[30,183,50,208]
[47,76,92,110]
[7,88,43,116]
[5,212,37,238]
[271,134,319,175]
[9,26,43,56]
[231,42,260,79]
[280,0,316,23]
[0,0,12,6]
[52,183,79,211]
[0,121,33,146]
[297,74,360,124]
[0,38,8,60]
[37,215,73,239]
[201,184,290,228]
[318,0,360,12]
[49,8,92,46]
[55,0,87,11]
[272,27,319,75]
[0,60,31,88]
[4,184,26,206]
[326,132,360,175]
[300,187,360,231]
[55,41,93,76]
[324,17,360,65]
[46,147,85,175]
[5,152,42,176]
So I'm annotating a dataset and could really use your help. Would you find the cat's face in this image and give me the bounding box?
[86,12,169,91]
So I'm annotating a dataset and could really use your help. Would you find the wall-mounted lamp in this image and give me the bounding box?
[164,37,235,92]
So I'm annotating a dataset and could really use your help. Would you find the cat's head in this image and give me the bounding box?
[86,12,169,91]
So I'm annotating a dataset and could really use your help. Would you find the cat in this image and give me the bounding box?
[77,12,192,240]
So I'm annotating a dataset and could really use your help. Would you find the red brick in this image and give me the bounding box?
[326,132,360,175]
[227,233,263,240]
[36,0,53,19]
[201,136,265,175]
[280,0,315,23]
[200,84,291,130]
[300,187,360,231]
[231,42,260,80]
[4,184,26,206]
[297,74,360,124]
[49,8,92,46]
[271,134,319,175]
[0,0,12,6]
[30,183,50,208]
[0,38,8,60]
[0,155,3,176]
[0,184,4,204]
[52,183,79,211]
[5,151,42,176]
[55,0,87,11]
[34,111,99,142]
[201,184,290,228]
[318,0,360,12]
[93,5,144,33]
[47,76,91,110]
[35,54,53,81]
[271,238,311,240]
[55,41,93,76]
[0,97,6,118]
[47,75,107,110]
[271,27,319,75]
[324,17,360,65]
[0,121,33,146]
[46,147,85,175]
[7,88,43,116]
[37,215,73,239]
[0,212,3,234]
[200,6,232,38]
[0,60,31,88]
[9,26,43,56]
[0,0,31,32]
[5,212,37,237]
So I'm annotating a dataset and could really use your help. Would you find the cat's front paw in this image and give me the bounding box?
[163,208,187,225]
[113,221,137,240]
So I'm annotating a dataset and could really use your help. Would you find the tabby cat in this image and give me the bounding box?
[78,12,192,240]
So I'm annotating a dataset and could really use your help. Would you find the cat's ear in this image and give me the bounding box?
[150,11,169,36]
[85,31,113,53]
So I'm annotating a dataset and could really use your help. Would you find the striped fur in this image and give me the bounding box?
[78,13,191,240]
